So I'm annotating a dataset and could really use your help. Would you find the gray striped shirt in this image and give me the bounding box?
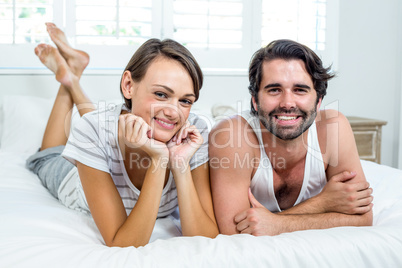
[61,103,209,218]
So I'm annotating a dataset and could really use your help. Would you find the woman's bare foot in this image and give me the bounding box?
[35,44,75,87]
[45,22,89,77]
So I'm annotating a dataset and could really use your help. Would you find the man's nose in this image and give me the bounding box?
[279,91,296,110]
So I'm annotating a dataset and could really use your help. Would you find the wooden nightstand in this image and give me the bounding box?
[346,116,387,164]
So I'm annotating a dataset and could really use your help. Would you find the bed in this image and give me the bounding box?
[1,95,402,267]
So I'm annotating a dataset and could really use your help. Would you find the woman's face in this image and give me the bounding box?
[129,57,196,143]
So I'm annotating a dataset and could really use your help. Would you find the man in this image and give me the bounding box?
[209,39,373,236]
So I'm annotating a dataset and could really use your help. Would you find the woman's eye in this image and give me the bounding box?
[155,92,167,98]
[180,99,193,106]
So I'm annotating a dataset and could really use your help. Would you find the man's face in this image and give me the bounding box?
[253,59,321,140]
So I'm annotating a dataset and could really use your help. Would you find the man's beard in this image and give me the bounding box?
[257,104,317,140]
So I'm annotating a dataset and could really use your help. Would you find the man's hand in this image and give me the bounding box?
[317,171,374,215]
[234,189,282,236]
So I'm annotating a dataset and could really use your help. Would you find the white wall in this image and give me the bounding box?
[323,0,401,168]
[1,0,401,168]
[397,0,402,169]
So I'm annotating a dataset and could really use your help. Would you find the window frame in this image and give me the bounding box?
[0,0,339,73]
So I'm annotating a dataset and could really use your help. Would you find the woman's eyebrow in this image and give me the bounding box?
[153,84,196,98]
[153,84,174,93]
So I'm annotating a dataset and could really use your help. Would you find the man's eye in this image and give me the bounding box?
[268,88,280,93]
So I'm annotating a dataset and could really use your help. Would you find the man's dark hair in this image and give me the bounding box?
[248,39,335,115]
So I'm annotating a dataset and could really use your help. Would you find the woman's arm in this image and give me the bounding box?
[173,162,218,237]
[77,158,167,247]
[168,123,218,237]
[77,114,171,247]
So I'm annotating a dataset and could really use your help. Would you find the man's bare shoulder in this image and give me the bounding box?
[209,114,259,152]
[316,109,350,131]
[316,109,355,166]
[210,114,251,131]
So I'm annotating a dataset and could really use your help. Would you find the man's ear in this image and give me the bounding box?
[252,96,258,112]
[121,71,134,99]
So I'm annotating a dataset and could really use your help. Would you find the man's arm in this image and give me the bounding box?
[234,110,373,236]
[280,170,373,215]
[318,110,373,225]
[209,116,256,235]
[279,111,373,218]
[235,185,372,236]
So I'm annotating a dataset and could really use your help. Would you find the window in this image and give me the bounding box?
[0,0,53,44]
[261,0,327,50]
[0,0,338,71]
[74,0,153,45]
[172,0,243,49]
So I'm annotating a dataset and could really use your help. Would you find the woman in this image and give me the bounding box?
[27,23,218,247]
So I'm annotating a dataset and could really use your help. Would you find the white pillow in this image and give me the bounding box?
[1,95,54,154]
[0,95,125,154]
[0,95,218,154]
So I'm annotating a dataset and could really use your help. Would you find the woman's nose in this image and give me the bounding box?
[162,102,180,119]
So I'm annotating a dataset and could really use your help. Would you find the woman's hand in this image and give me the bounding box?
[167,122,203,173]
[119,114,169,159]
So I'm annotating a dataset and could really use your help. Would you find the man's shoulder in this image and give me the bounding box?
[315,109,354,165]
[209,113,259,151]
[316,109,350,130]
[210,113,257,137]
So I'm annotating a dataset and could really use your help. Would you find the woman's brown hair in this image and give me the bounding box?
[120,39,203,110]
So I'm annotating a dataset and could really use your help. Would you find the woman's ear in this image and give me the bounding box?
[121,71,134,99]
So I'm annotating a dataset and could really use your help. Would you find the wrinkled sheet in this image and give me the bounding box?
[1,151,401,268]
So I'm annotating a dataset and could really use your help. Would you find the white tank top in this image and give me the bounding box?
[241,111,326,212]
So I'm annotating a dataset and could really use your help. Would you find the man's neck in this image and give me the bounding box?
[260,123,309,170]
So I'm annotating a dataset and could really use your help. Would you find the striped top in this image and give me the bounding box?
[61,103,209,218]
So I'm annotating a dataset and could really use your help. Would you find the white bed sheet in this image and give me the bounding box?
[1,151,402,268]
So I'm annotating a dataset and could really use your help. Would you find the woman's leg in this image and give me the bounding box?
[28,45,79,195]
[45,22,89,78]
[36,24,95,150]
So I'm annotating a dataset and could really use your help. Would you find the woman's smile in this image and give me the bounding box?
[153,116,177,130]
